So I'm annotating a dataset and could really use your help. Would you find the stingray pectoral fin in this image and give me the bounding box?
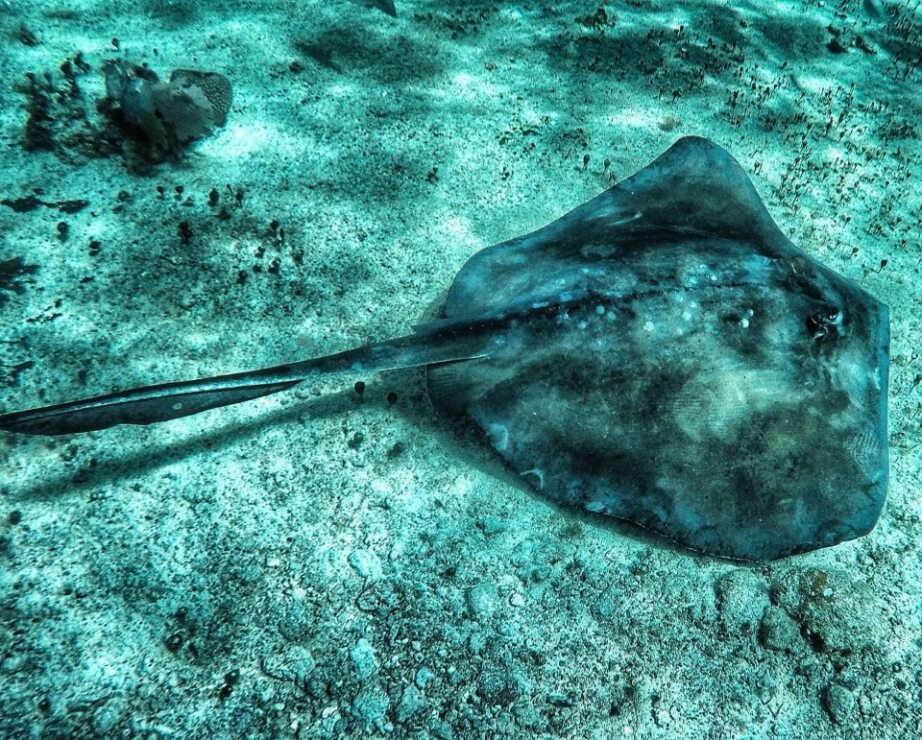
[0,320,495,436]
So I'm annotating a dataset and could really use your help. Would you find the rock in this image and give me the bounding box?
[823,682,857,723]
[787,572,882,655]
[430,719,454,739]
[396,684,427,722]
[467,579,499,620]
[102,60,232,157]
[349,638,378,680]
[478,669,520,707]
[595,586,618,619]
[468,630,487,654]
[415,666,435,689]
[92,704,119,734]
[348,549,382,579]
[715,569,769,636]
[261,644,315,685]
[351,684,390,730]
[277,604,315,643]
[758,605,802,653]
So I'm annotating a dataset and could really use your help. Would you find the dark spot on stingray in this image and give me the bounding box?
[0,137,890,562]
[806,306,842,341]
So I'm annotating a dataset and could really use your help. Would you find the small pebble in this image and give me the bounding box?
[467,579,499,620]
[396,684,426,722]
[415,667,435,689]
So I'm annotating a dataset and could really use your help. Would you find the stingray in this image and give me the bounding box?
[0,137,890,561]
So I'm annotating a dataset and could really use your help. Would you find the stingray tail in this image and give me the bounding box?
[0,324,492,436]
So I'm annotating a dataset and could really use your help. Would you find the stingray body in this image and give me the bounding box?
[0,137,889,561]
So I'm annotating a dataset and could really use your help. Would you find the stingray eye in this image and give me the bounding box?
[806,306,842,341]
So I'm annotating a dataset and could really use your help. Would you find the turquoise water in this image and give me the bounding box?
[0,1,919,737]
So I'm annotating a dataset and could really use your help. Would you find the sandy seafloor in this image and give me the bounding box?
[0,0,920,737]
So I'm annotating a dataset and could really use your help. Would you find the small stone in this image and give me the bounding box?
[716,569,769,636]
[92,704,119,733]
[350,638,378,680]
[261,644,315,685]
[348,549,382,579]
[415,667,435,689]
[595,586,618,618]
[351,684,390,729]
[467,579,498,620]
[823,683,856,723]
[431,719,454,739]
[759,605,802,653]
[396,684,427,722]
